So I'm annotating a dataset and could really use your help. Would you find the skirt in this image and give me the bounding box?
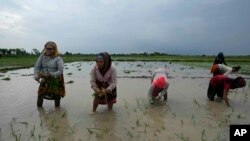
[38,74,65,98]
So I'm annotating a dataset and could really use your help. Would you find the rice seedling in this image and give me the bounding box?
[123,98,128,109]
[40,119,43,127]
[10,121,15,137]
[66,80,74,84]
[213,133,221,141]
[2,77,10,80]
[124,70,131,74]
[180,119,184,127]
[193,98,201,108]
[243,91,248,103]
[18,121,28,127]
[140,98,148,109]
[189,114,197,126]
[123,98,130,116]
[166,105,177,118]
[86,127,108,133]
[201,129,207,141]
[51,119,55,127]
[47,137,56,141]
[144,123,148,133]
[133,108,137,113]
[95,132,103,139]
[236,113,245,119]
[14,134,21,141]
[61,112,67,118]
[67,72,73,75]
[86,128,94,134]
[136,64,143,67]
[126,129,133,139]
[38,134,42,141]
[67,126,75,134]
[136,98,147,115]
[30,125,35,137]
[136,117,141,127]
[174,133,190,141]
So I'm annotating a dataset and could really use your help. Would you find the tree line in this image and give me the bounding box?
[0,48,41,57]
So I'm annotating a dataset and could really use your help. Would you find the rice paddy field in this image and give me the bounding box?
[0,55,250,141]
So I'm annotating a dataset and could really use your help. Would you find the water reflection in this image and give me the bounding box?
[88,111,118,141]
[37,107,73,141]
[146,105,167,140]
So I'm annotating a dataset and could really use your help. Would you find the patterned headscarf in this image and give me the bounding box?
[42,41,59,57]
[96,52,112,76]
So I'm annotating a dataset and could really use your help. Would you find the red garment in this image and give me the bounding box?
[152,76,166,89]
[210,75,232,90]
[210,64,218,73]
[152,87,164,97]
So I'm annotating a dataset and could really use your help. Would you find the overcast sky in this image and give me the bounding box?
[1,0,250,55]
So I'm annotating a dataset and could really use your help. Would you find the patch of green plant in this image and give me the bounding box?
[2,77,10,80]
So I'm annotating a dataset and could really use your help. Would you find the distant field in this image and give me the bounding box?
[0,54,250,74]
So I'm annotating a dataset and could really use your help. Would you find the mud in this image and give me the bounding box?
[0,61,249,141]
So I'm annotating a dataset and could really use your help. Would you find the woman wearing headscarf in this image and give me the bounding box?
[90,52,117,112]
[213,52,227,65]
[148,68,169,104]
[210,64,241,76]
[34,41,65,107]
[207,75,246,106]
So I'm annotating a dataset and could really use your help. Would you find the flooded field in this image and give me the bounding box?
[0,61,249,141]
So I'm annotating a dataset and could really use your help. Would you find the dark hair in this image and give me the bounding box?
[231,76,246,89]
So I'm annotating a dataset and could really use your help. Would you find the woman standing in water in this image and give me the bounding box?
[148,68,169,104]
[34,41,65,107]
[213,52,227,65]
[207,75,246,106]
[90,52,117,112]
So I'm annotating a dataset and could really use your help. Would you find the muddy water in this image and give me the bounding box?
[0,61,249,141]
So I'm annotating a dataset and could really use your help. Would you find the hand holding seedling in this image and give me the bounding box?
[93,88,109,97]
[39,72,52,79]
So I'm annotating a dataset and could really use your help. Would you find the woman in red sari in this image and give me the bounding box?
[207,75,246,106]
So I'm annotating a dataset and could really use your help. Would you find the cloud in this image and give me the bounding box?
[0,0,249,55]
[0,11,25,33]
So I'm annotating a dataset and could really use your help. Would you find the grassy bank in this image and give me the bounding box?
[0,54,250,74]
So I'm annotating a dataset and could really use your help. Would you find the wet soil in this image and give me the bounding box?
[0,61,249,141]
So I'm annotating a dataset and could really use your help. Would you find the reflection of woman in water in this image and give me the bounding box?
[90,52,117,112]
[34,41,65,107]
[38,108,73,141]
[207,75,246,106]
[89,111,117,140]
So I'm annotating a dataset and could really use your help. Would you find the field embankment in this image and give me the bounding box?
[1,54,250,74]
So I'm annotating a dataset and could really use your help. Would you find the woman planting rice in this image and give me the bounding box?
[34,41,65,107]
[90,52,117,112]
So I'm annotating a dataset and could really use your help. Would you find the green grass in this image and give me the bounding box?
[1,54,250,73]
